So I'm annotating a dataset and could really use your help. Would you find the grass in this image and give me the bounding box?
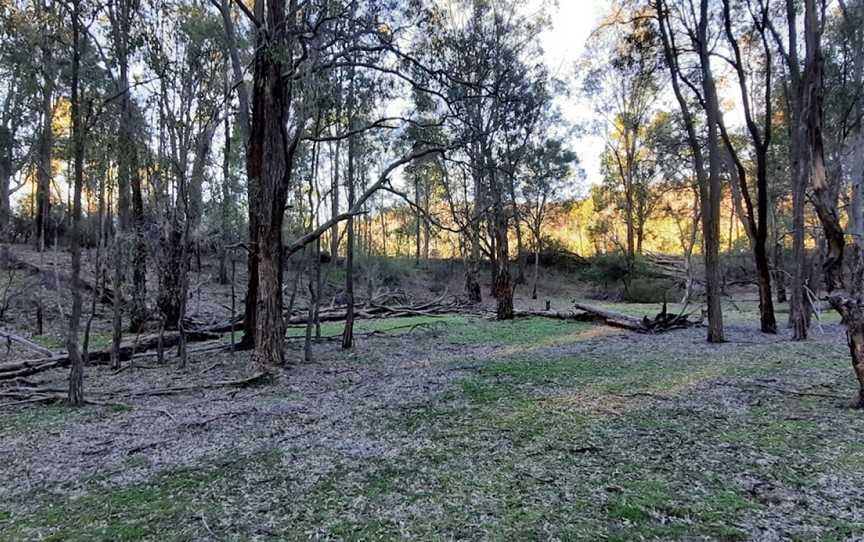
[282,313,597,349]
[593,299,843,326]
[0,402,128,436]
[284,314,462,339]
[30,331,113,352]
[0,453,268,542]
[4,314,864,540]
[447,317,596,346]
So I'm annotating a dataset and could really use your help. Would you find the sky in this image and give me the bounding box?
[528,0,612,191]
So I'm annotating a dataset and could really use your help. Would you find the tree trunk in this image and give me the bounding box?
[253,226,285,366]
[0,123,11,238]
[699,0,725,343]
[130,147,147,331]
[754,241,776,333]
[188,122,217,234]
[531,230,540,300]
[829,295,864,408]
[219,76,232,286]
[414,176,421,265]
[625,175,636,270]
[508,171,526,284]
[330,131,342,262]
[35,24,54,252]
[485,143,513,320]
[219,0,256,349]
[423,183,431,259]
[247,0,293,369]
[801,0,843,292]
[493,208,513,319]
[342,62,357,350]
[110,241,124,369]
[790,105,810,339]
[656,0,723,341]
[842,0,864,295]
[157,227,183,328]
[850,137,864,296]
[66,0,85,406]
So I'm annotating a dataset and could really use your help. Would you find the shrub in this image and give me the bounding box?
[360,256,413,288]
[578,253,633,285]
[623,278,680,303]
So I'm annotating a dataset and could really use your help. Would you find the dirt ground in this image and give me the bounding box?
[1,246,863,541]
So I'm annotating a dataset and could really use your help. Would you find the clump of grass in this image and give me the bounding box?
[447,317,594,346]
[1,450,283,542]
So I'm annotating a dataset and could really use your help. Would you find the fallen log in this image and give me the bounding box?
[572,303,648,331]
[0,372,269,407]
[638,301,701,332]
[576,302,701,332]
[0,329,220,380]
[516,302,701,333]
[192,297,477,334]
[0,330,55,356]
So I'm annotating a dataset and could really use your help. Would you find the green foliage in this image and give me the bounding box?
[578,252,634,284]
[359,255,415,287]
[623,277,679,303]
[578,253,680,302]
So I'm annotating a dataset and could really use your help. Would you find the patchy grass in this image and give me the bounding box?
[283,314,597,350]
[284,314,463,339]
[447,317,596,346]
[591,299,843,326]
[4,314,864,540]
[29,331,114,352]
[0,403,128,436]
[0,452,274,542]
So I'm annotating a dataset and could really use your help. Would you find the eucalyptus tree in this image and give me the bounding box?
[827,0,864,293]
[412,0,551,319]
[221,0,455,367]
[586,12,664,269]
[34,0,59,251]
[100,0,148,364]
[820,0,864,408]
[404,152,444,263]
[520,137,578,299]
[207,0,256,345]
[104,0,149,331]
[765,0,836,338]
[143,1,226,341]
[822,0,864,409]
[654,0,725,342]
[0,1,40,238]
[62,0,102,404]
[712,0,778,333]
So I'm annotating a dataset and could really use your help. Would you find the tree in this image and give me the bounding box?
[0,3,39,239]
[105,0,147,363]
[715,0,777,333]
[521,138,578,299]
[587,13,663,268]
[836,0,864,293]
[655,0,724,342]
[65,0,86,405]
[34,0,57,252]
[415,0,551,319]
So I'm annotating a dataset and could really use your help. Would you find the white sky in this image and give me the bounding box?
[529,0,612,191]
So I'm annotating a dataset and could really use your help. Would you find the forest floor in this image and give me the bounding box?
[2,296,864,541]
